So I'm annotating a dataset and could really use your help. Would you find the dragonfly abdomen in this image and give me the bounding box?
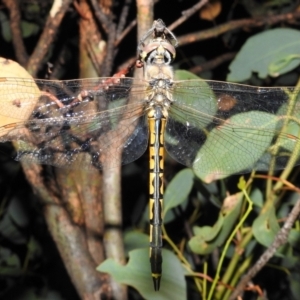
[148,106,166,291]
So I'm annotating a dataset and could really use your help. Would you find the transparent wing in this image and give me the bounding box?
[166,80,300,182]
[0,77,149,169]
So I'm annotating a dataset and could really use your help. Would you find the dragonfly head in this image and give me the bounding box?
[138,19,177,67]
[139,38,176,66]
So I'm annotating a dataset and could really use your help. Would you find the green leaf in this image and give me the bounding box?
[277,121,300,152]
[189,194,243,255]
[193,111,278,183]
[124,230,149,253]
[244,239,257,258]
[174,70,202,80]
[109,98,128,128]
[281,246,299,268]
[171,70,218,130]
[276,100,300,153]
[227,28,300,82]
[288,228,300,248]
[97,249,186,300]
[27,236,42,260]
[252,205,280,248]
[290,272,300,300]
[0,198,27,244]
[249,188,264,208]
[269,54,300,75]
[192,214,224,242]
[21,21,39,38]
[0,11,11,42]
[0,247,21,275]
[164,168,194,222]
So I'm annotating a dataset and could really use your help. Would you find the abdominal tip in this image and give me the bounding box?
[152,275,161,291]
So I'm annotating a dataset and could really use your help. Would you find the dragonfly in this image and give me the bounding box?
[1,19,300,291]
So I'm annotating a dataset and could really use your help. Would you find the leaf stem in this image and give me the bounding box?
[208,178,253,300]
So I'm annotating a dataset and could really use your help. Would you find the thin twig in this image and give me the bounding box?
[115,0,160,47]
[78,0,104,77]
[2,0,28,66]
[189,52,237,74]
[168,0,209,31]
[49,45,69,79]
[104,23,117,76]
[73,0,90,20]
[89,0,112,34]
[26,0,73,76]
[115,19,137,46]
[177,10,300,46]
[116,0,132,37]
[229,199,300,300]
[88,0,116,76]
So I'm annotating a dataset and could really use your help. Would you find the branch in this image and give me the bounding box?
[135,0,154,80]
[115,19,137,46]
[2,0,28,66]
[168,0,209,31]
[18,161,110,299]
[229,199,300,300]
[116,0,132,37]
[189,52,237,74]
[136,0,154,44]
[115,0,161,47]
[89,0,116,76]
[177,10,300,46]
[78,0,105,78]
[89,0,113,33]
[26,0,73,76]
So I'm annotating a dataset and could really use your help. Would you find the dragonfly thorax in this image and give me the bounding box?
[144,63,174,81]
[140,24,176,105]
[146,77,173,118]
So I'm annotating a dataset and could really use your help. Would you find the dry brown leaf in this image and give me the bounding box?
[200,0,222,21]
[0,58,40,137]
[222,192,242,213]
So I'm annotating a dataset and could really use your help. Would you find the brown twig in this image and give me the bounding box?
[229,199,300,300]
[17,158,110,299]
[104,24,117,76]
[168,0,209,31]
[135,0,154,80]
[114,0,162,48]
[48,45,69,79]
[116,0,132,37]
[78,0,106,77]
[80,1,128,298]
[78,171,105,265]
[136,0,154,45]
[2,0,28,66]
[189,52,237,74]
[177,10,300,46]
[73,0,90,20]
[89,0,116,76]
[89,0,112,34]
[26,0,73,77]
[115,19,137,47]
